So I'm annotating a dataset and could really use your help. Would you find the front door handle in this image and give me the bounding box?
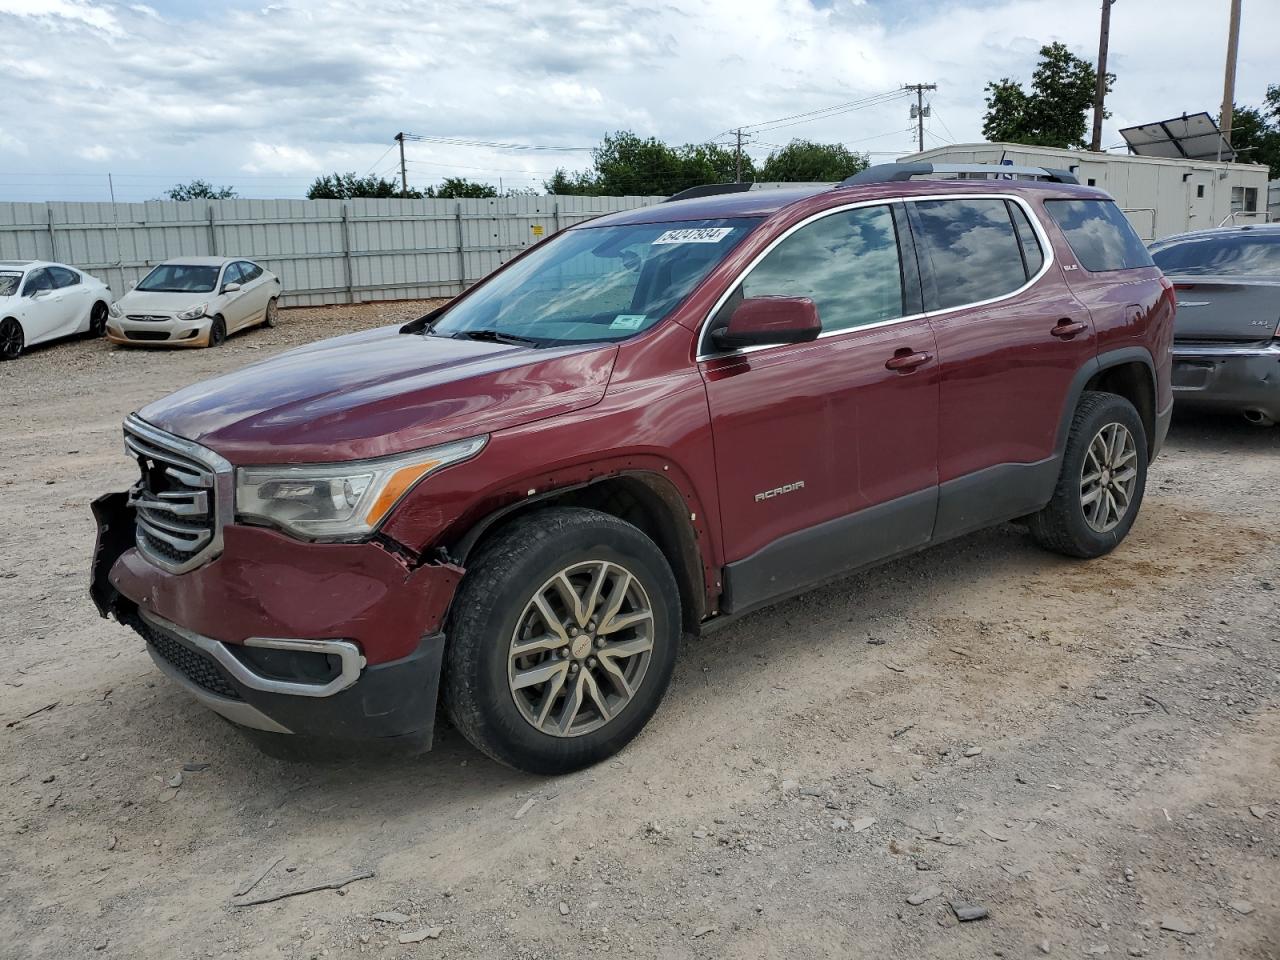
[1051,319,1089,339]
[885,349,933,372]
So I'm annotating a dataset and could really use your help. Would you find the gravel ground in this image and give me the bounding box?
[1,302,1277,960]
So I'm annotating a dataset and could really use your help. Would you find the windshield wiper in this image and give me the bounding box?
[453,328,541,347]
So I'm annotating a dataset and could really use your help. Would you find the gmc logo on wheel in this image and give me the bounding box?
[755,481,805,502]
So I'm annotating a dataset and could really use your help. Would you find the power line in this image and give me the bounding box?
[399,133,594,152]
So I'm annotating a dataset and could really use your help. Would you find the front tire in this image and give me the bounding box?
[1029,391,1148,558]
[208,315,227,348]
[443,507,681,775]
[0,317,23,360]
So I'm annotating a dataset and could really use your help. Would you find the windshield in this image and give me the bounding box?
[136,264,221,293]
[0,272,19,297]
[1151,233,1280,278]
[430,218,761,346]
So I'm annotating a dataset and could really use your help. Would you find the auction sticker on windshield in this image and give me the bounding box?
[610,314,647,330]
[652,227,734,244]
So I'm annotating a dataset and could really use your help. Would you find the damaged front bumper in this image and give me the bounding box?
[90,491,462,745]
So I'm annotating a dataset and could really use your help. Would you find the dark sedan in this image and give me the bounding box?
[1150,224,1280,426]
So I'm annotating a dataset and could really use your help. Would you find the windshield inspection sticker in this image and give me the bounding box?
[610,314,647,330]
[652,227,734,245]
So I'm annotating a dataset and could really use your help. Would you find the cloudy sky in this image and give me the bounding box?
[1,0,1274,201]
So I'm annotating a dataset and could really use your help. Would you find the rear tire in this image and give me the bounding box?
[208,315,227,347]
[88,301,108,338]
[263,298,278,328]
[0,317,23,360]
[443,507,681,775]
[1029,391,1148,558]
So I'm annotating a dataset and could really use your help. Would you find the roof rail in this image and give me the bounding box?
[843,162,1079,186]
[665,182,754,203]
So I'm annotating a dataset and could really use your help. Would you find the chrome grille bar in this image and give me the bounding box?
[123,415,233,574]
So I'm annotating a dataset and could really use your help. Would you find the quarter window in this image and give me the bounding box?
[737,205,905,334]
[911,198,1030,310]
[1043,199,1154,272]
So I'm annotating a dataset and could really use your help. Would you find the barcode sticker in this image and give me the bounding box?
[652,227,733,245]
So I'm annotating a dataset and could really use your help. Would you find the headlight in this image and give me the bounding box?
[176,303,208,321]
[108,302,122,318]
[235,436,487,539]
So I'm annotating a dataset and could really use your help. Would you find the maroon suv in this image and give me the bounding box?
[90,163,1175,774]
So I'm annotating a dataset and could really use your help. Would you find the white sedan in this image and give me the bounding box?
[0,260,112,361]
[106,256,282,348]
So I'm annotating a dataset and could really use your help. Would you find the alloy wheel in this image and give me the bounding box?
[0,318,22,360]
[507,560,654,738]
[1079,422,1138,533]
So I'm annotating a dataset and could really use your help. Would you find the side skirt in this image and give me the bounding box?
[711,457,1061,627]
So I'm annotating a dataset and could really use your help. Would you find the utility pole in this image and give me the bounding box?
[1090,0,1115,152]
[395,132,408,198]
[734,128,743,182]
[1219,0,1243,159]
[903,84,937,154]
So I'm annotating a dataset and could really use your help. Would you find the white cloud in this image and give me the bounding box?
[0,0,1271,200]
[241,142,321,174]
[0,0,121,34]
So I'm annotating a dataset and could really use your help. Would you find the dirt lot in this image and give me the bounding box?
[1,302,1277,960]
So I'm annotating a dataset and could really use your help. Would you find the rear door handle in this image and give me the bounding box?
[885,349,933,372]
[1051,319,1089,339]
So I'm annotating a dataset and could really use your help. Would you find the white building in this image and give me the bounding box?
[900,143,1271,241]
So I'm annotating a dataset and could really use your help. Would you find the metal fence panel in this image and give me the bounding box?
[0,195,666,307]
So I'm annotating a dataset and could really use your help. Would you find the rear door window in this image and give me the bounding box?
[1043,199,1154,272]
[1151,233,1280,278]
[738,204,905,334]
[49,266,80,288]
[911,198,1029,310]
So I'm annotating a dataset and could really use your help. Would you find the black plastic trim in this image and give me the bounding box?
[933,458,1059,543]
[720,487,936,615]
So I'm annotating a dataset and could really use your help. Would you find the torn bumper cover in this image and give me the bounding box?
[90,491,462,744]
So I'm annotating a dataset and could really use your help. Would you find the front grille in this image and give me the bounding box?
[138,618,242,700]
[126,314,172,323]
[126,330,171,341]
[124,419,225,572]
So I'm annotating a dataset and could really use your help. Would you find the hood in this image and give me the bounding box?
[139,325,619,464]
[117,289,216,314]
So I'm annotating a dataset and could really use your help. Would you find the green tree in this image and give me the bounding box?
[758,140,869,182]
[545,131,754,196]
[163,179,237,200]
[424,177,498,199]
[982,42,1111,149]
[1229,86,1280,177]
[306,172,420,199]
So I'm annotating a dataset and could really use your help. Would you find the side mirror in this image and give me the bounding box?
[30,288,49,300]
[222,282,242,294]
[127,281,136,290]
[710,297,821,351]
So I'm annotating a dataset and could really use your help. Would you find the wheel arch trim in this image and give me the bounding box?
[447,466,715,629]
[1056,346,1159,458]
